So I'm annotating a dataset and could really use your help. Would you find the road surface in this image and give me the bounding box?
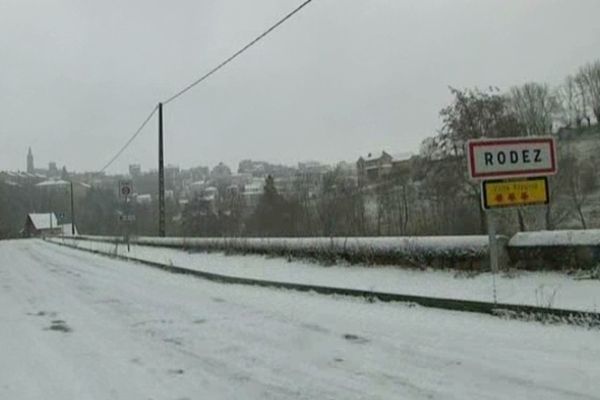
[0,239,598,400]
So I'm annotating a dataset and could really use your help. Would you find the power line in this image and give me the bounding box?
[99,105,158,173]
[162,0,315,105]
[99,0,315,173]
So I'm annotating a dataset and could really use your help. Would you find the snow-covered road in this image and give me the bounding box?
[1,239,599,400]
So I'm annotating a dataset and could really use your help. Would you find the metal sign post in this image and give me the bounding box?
[467,136,558,304]
[119,180,133,199]
[125,198,131,252]
[118,180,134,252]
[486,210,498,304]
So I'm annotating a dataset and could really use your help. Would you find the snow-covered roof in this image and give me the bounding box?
[136,194,152,204]
[28,213,59,230]
[36,179,70,187]
[391,152,413,162]
[244,181,264,194]
[363,152,384,162]
[360,151,412,163]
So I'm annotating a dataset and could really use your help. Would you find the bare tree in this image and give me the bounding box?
[508,82,561,231]
[433,87,522,233]
[577,60,600,124]
[509,82,558,136]
[557,75,587,129]
[574,72,592,127]
[317,167,366,236]
[562,155,596,229]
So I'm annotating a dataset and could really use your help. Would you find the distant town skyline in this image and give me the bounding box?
[2,0,600,173]
[19,145,362,176]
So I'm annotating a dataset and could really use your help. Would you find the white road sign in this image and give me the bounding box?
[467,137,556,180]
[119,180,133,198]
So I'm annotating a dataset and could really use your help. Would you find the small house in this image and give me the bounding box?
[23,213,62,237]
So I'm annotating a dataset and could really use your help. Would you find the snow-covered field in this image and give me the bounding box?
[53,237,600,312]
[1,240,599,399]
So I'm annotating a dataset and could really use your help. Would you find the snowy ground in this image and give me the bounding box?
[53,237,600,312]
[1,239,599,400]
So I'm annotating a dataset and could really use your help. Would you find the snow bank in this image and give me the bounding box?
[509,230,600,247]
[72,235,507,270]
[509,230,600,270]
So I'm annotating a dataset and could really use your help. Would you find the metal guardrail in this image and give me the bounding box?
[46,238,600,327]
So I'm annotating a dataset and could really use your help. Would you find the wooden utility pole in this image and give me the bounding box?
[158,102,166,237]
[70,181,75,235]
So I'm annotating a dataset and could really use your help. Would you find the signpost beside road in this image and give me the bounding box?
[467,136,557,303]
[119,180,133,199]
[118,180,134,251]
[481,177,549,210]
[468,137,556,179]
[119,214,136,222]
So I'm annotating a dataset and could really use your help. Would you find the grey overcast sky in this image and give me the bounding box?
[1,0,600,174]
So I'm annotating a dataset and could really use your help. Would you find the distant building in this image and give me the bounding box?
[165,164,180,180]
[188,180,208,197]
[135,194,153,205]
[298,161,331,175]
[357,151,413,185]
[0,170,45,186]
[296,161,331,190]
[238,159,296,178]
[203,186,218,201]
[23,213,61,237]
[27,147,34,173]
[129,164,141,177]
[48,162,58,177]
[238,159,265,176]
[231,173,252,187]
[242,178,265,209]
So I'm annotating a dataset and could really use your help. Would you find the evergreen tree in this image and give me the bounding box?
[245,175,296,236]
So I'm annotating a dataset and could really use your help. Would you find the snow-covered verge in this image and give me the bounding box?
[510,229,600,246]
[509,230,600,270]
[2,239,600,400]
[71,234,508,270]
[50,237,600,312]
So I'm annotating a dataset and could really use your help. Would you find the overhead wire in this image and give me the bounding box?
[162,0,314,105]
[99,0,315,172]
[99,105,158,173]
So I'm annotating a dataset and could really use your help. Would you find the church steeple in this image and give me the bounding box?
[27,147,34,173]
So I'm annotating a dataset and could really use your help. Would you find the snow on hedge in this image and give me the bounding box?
[73,235,503,269]
[509,230,600,247]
